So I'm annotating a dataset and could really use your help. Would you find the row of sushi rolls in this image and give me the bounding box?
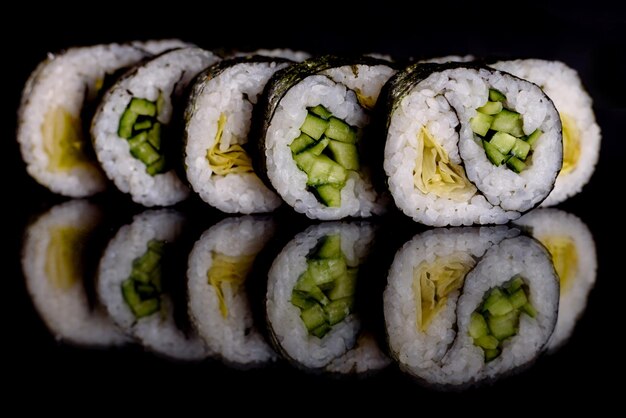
[18,40,599,387]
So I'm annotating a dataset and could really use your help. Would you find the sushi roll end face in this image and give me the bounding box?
[492,60,601,206]
[17,40,189,197]
[257,56,396,220]
[91,47,220,207]
[382,63,562,226]
[184,57,290,214]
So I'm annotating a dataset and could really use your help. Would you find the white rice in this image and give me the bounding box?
[187,216,277,366]
[22,200,128,347]
[185,60,289,214]
[97,210,209,360]
[325,333,391,375]
[515,209,597,351]
[17,40,188,197]
[493,59,601,206]
[385,66,562,226]
[384,229,558,387]
[264,73,386,220]
[266,222,375,369]
[91,47,219,206]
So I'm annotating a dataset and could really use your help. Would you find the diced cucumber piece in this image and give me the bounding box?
[483,288,514,316]
[121,279,159,318]
[482,140,507,166]
[147,123,162,150]
[477,101,503,115]
[156,94,165,116]
[526,129,543,150]
[475,335,499,350]
[129,98,156,116]
[470,113,494,137]
[148,239,165,254]
[306,155,347,186]
[316,184,342,207]
[146,158,166,176]
[490,132,517,154]
[504,276,524,293]
[511,138,531,160]
[311,323,331,338]
[522,302,537,318]
[489,89,506,102]
[324,298,352,325]
[293,150,317,173]
[327,140,359,171]
[301,113,329,140]
[325,117,357,144]
[469,312,489,339]
[300,304,326,331]
[128,133,161,165]
[308,105,332,120]
[484,348,501,362]
[291,291,316,310]
[294,271,330,306]
[307,258,348,287]
[316,235,341,259]
[491,109,524,137]
[133,118,153,131]
[308,136,330,156]
[118,109,138,139]
[130,269,152,284]
[135,283,157,295]
[328,268,357,300]
[488,311,518,340]
[290,133,316,154]
[134,248,161,273]
[506,156,527,173]
[509,289,528,309]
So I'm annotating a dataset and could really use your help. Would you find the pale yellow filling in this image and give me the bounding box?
[538,235,578,292]
[41,107,93,172]
[45,226,86,290]
[560,113,581,175]
[207,252,255,318]
[207,113,254,176]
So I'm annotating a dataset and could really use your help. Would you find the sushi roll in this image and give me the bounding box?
[255,56,397,220]
[266,222,384,373]
[384,228,559,388]
[91,47,220,206]
[184,57,292,214]
[515,209,597,351]
[381,62,563,226]
[17,40,188,197]
[492,60,601,206]
[97,210,208,360]
[187,216,277,367]
[22,200,128,346]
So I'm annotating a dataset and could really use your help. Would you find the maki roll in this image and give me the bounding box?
[187,216,277,367]
[91,47,220,206]
[184,57,292,214]
[381,63,563,226]
[266,222,385,373]
[22,200,128,346]
[255,56,397,220]
[97,210,208,360]
[492,60,601,206]
[17,40,188,197]
[515,209,597,351]
[384,228,559,388]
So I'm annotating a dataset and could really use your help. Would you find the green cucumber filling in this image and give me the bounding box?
[470,89,543,174]
[118,95,167,176]
[469,275,536,362]
[290,105,360,207]
[290,234,357,338]
[121,239,166,318]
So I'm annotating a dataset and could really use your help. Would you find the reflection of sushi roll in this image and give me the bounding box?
[187,216,277,367]
[255,56,396,220]
[266,222,379,372]
[515,209,597,351]
[492,60,600,206]
[22,200,128,346]
[91,47,220,206]
[324,332,390,375]
[381,63,562,226]
[384,228,559,388]
[233,49,310,62]
[97,210,208,360]
[184,57,291,213]
[17,40,188,197]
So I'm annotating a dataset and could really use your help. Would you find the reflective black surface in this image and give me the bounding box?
[7,3,623,408]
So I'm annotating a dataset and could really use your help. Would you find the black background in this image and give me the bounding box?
[5,3,625,410]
